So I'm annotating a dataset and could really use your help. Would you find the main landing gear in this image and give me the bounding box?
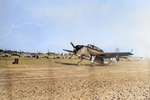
[77,56,96,67]
[77,56,113,67]
[77,61,81,66]
[77,57,83,66]
[91,55,96,67]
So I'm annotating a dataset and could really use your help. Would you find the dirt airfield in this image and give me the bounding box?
[0,57,149,100]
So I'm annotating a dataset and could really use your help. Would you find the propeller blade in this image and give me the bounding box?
[62,49,74,53]
[70,42,75,48]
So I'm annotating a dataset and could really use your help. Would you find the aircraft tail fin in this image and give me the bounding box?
[115,48,119,52]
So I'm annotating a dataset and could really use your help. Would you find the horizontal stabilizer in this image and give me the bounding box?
[115,48,119,52]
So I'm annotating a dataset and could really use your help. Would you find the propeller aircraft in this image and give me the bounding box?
[63,42,133,67]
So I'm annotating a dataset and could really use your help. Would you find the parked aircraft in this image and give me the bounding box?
[63,42,133,67]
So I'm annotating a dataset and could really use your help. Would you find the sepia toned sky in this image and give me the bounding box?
[0,0,150,57]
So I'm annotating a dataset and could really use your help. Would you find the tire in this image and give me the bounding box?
[91,63,95,67]
[77,61,81,66]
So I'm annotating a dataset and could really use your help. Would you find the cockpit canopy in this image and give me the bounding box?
[87,44,104,52]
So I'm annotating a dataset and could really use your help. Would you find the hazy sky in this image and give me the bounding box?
[0,0,150,57]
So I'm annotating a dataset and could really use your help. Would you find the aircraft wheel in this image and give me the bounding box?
[77,61,81,66]
[91,63,95,67]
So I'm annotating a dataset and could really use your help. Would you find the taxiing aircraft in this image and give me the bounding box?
[63,42,133,67]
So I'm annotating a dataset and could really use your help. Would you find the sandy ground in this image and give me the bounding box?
[0,58,150,100]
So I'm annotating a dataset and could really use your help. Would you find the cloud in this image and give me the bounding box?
[0,24,13,38]
[12,22,49,28]
[0,22,49,39]
[33,23,49,27]
[113,5,150,57]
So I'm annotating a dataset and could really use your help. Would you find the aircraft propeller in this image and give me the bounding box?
[69,42,76,59]
[70,42,83,55]
[70,42,79,55]
[63,42,83,58]
[62,42,78,59]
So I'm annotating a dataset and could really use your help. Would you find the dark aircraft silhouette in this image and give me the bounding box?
[63,42,133,67]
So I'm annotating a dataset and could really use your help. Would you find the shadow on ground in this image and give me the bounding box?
[55,62,107,67]
[55,62,78,66]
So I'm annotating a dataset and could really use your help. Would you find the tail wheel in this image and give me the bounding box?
[91,63,95,67]
[108,62,111,66]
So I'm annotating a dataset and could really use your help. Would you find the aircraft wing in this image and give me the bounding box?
[98,52,133,58]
